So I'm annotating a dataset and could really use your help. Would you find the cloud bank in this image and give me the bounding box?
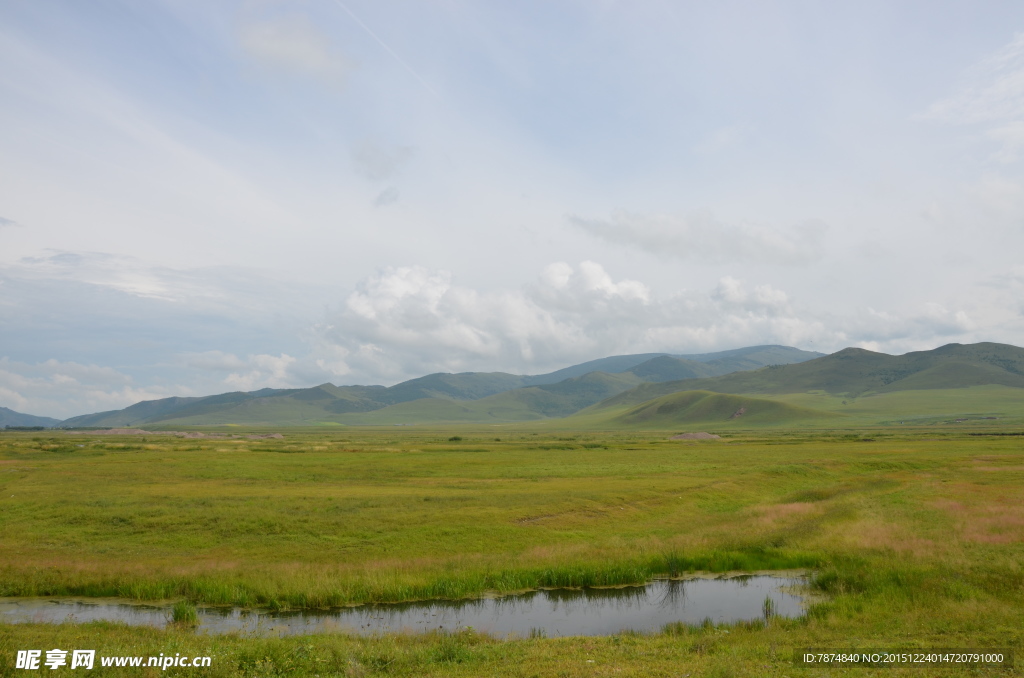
[1,251,1013,418]
[0,357,178,421]
[310,262,977,384]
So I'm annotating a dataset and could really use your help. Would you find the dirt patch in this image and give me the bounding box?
[728,407,746,419]
[65,429,283,440]
[70,428,153,435]
[670,432,721,440]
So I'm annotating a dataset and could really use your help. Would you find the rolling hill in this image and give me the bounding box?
[0,407,62,428]
[563,342,1024,430]
[57,345,822,427]
[41,342,1024,429]
[587,343,1024,412]
[607,390,834,428]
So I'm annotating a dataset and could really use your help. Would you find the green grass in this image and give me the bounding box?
[1,426,1023,675]
[170,600,198,626]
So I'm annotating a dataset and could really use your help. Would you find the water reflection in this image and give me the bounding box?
[0,575,806,638]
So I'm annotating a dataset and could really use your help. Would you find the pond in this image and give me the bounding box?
[0,574,807,638]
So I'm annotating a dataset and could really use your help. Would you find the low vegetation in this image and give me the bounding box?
[1,426,1022,675]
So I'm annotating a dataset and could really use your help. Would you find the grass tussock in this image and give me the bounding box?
[170,600,199,626]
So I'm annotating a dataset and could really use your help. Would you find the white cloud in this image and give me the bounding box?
[16,251,192,301]
[179,349,352,392]
[314,262,833,381]
[569,211,827,265]
[239,14,354,87]
[221,353,298,391]
[180,352,303,391]
[304,261,1003,385]
[0,358,179,420]
[924,32,1024,167]
[5,250,322,312]
[925,33,1024,125]
[0,255,1006,416]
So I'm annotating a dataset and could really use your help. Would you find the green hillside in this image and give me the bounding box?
[607,390,834,428]
[62,395,218,427]
[58,345,821,427]
[0,406,62,428]
[590,342,1024,408]
[341,371,646,425]
[772,384,1024,427]
[55,343,1024,429]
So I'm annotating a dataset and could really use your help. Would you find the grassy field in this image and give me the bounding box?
[1,426,1023,676]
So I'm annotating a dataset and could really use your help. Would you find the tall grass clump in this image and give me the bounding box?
[656,549,821,577]
[171,600,199,626]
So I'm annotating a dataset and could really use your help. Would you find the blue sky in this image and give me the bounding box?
[3,0,1024,417]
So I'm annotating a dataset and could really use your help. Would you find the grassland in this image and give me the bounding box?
[1,426,1023,676]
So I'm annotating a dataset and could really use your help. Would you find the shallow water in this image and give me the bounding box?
[0,575,806,638]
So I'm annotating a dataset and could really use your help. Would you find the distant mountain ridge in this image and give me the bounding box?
[581,342,1024,416]
[58,345,822,427]
[0,407,62,428]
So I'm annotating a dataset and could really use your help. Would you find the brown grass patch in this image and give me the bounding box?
[837,521,940,557]
[962,506,1024,544]
[970,465,1024,472]
[933,493,1024,544]
[754,502,820,526]
[933,499,967,513]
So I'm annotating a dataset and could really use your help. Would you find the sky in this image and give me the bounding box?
[3,0,1024,418]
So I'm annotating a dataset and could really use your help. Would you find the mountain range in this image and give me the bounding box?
[0,407,62,428]
[6,342,1024,429]
[565,341,1024,429]
[43,345,821,427]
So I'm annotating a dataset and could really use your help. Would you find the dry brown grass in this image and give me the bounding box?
[753,502,821,525]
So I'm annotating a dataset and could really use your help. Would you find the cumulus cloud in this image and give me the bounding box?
[239,14,354,87]
[180,351,301,392]
[0,358,179,420]
[313,262,835,381]
[303,261,999,384]
[569,211,827,265]
[0,250,998,415]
